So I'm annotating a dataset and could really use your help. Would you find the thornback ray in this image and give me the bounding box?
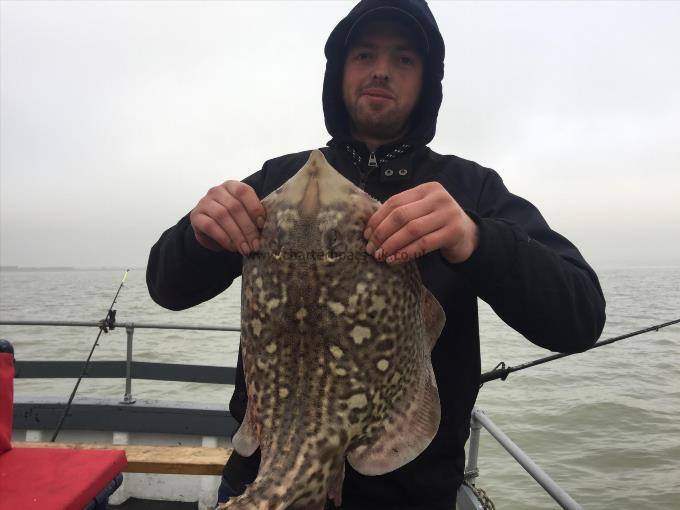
[221,150,445,509]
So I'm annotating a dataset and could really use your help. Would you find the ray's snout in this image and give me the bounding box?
[300,166,321,217]
[284,150,345,218]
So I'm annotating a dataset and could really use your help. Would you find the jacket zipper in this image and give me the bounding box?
[360,151,378,189]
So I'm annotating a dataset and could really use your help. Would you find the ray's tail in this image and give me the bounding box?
[217,452,345,510]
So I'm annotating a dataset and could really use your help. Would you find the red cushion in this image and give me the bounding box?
[0,447,127,510]
[0,353,13,453]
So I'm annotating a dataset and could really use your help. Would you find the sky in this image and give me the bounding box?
[1,0,679,269]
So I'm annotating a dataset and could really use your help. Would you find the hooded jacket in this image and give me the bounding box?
[147,1,606,508]
[323,0,445,147]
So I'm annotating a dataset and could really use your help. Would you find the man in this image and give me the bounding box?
[147,1,606,508]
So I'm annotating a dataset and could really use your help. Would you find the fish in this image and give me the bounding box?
[220,150,445,510]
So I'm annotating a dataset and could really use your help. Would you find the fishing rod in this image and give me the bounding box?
[50,269,129,442]
[480,317,680,385]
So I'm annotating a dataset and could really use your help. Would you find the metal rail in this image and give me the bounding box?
[0,319,239,332]
[465,408,582,509]
[0,319,240,404]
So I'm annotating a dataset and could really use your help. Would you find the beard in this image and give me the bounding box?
[346,99,410,141]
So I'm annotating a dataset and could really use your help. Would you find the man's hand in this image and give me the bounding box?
[189,181,265,255]
[364,182,479,264]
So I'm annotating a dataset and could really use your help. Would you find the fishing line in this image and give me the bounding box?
[50,269,129,442]
[480,317,680,385]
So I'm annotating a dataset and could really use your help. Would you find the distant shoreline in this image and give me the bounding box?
[1,262,679,273]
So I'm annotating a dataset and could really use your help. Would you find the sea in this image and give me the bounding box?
[0,265,678,509]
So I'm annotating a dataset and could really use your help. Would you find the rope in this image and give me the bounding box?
[463,481,496,510]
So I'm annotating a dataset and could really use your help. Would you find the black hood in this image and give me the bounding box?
[323,0,445,148]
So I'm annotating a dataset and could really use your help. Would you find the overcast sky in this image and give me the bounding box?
[1,0,678,269]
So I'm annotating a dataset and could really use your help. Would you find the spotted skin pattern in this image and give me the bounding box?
[220,151,445,510]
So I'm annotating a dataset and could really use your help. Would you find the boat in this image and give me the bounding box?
[1,318,589,510]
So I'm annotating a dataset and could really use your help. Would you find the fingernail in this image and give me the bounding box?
[366,241,375,255]
[363,227,372,240]
[386,255,395,264]
[257,217,265,229]
[241,242,251,256]
[252,239,260,252]
[374,248,384,261]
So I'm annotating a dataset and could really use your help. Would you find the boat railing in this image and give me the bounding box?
[1,318,583,509]
[1,319,240,405]
[462,407,582,509]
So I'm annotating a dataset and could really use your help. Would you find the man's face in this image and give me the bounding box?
[342,21,424,143]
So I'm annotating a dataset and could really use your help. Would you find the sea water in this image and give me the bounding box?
[1,266,678,509]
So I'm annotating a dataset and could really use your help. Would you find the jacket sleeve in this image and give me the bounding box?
[146,171,264,311]
[456,169,606,353]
